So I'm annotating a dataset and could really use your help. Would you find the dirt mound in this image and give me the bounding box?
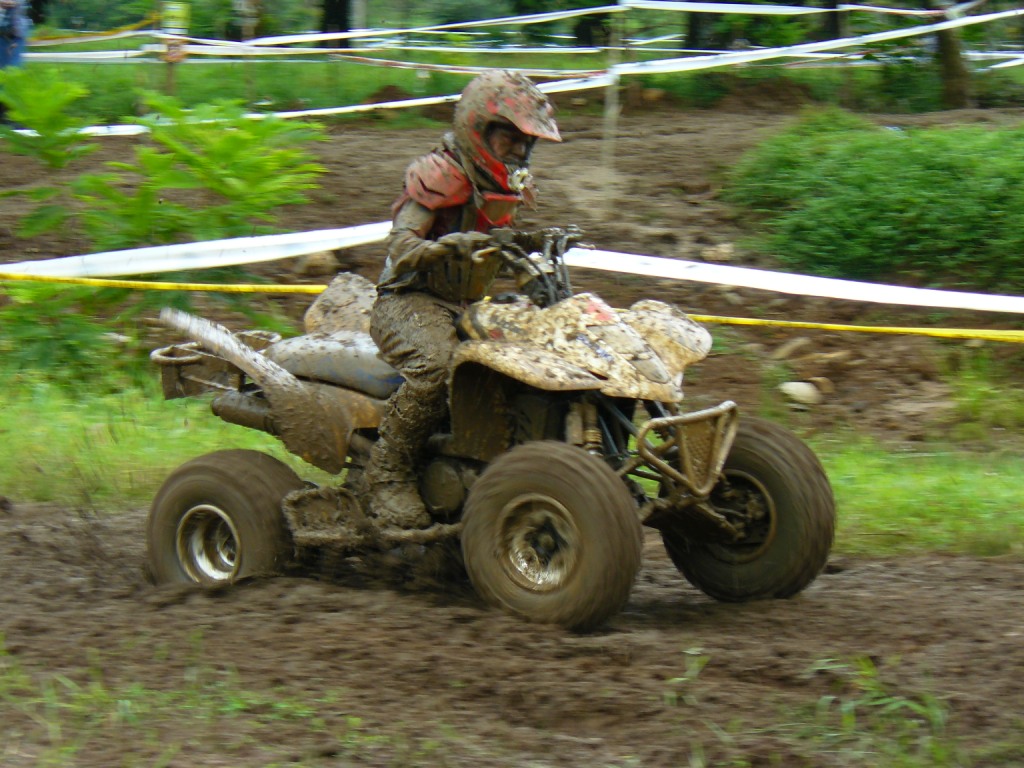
[715,72,815,112]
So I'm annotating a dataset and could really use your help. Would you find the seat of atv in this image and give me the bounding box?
[263,330,402,400]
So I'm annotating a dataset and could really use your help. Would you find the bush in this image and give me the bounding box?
[724,107,1024,292]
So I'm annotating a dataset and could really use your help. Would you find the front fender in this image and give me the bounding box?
[452,340,683,402]
[452,341,604,392]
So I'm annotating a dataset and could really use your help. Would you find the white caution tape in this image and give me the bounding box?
[6,224,1024,315]
[988,56,1024,70]
[327,54,606,78]
[616,7,1024,76]
[625,1,829,15]
[25,50,149,62]
[243,6,624,47]
[0,224,391,278]
[623,0,943,15]
[564,248,1024,315]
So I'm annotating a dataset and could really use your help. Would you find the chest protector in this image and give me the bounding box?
[398,149,534,303]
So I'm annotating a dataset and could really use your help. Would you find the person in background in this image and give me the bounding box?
[364,70,561,529]
[0,0,31,125]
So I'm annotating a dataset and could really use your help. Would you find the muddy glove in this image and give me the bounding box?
[520,276,556,307]
[408,231,493,268]
[508,226,585,254]
[435,231,494,260]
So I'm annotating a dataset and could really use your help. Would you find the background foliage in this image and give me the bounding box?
[724,107,1024,293]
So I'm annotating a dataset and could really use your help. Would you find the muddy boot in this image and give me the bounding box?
[363,436,431,530]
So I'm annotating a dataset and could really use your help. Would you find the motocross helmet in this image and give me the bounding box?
[453,70,561,195]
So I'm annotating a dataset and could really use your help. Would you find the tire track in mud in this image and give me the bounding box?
[1,503,1022,766]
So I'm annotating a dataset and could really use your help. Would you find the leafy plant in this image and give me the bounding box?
[71,92,328,250]
[0,282,147,389]
[663,647,710,706]
[0,68,97,170]
[802,657,960,764]
[724,107,1024,293]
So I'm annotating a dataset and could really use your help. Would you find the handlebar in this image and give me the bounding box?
[482,226,586,308]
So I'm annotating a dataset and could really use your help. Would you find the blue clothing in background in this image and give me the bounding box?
[0,0,31,69]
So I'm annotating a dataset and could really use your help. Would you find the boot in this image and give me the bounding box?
[362,385,442,530]
[363,438,431,530]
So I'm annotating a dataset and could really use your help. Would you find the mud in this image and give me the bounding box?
[2,102,1024,766]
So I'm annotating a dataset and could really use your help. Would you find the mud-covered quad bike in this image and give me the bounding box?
[149,227,835,630]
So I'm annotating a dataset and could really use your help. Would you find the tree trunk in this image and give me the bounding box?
[926,1,973,109]
[936,30,972,109]
[321,0,350,48]
[29,0,47,24]
[822,0,848,41]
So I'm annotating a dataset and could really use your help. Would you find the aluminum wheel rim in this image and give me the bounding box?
[497,493,580,593]
[176,504,241,583]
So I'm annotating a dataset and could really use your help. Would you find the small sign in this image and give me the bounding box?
[162,2,190,35]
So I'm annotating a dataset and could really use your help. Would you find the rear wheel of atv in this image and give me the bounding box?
[462,441,643,631]
[661,418,835,601]
[148,450,306,585]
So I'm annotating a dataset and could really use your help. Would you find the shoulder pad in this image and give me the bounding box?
[404,151,472,211]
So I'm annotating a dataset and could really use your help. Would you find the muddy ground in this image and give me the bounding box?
[2,99,1023,766]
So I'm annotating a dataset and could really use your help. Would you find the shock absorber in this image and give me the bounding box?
[566,400,603,454]
[582,401,603,454]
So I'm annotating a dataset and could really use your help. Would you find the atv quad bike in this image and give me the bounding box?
[149,228,835,630]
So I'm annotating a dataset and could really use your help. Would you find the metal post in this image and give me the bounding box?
[601,11,624,177]
[352,0,367,31]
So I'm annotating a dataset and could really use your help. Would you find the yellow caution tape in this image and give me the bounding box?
[2,271,1022,342]
[688,314,1024,344]
[0,272,326,295]
[31,13,160,42]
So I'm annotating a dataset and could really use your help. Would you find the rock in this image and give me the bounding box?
[741,342,766,356]
[808,376,835,395]
[779,381,825,405]
[295,251,340,277]
[793,349,853,366]
[719,290,745,307]
[700,243,734,262]
[770,336,812,361]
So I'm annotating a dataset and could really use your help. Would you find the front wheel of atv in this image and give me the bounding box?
[662,417,835,601]
[147,450,306,585]
[462,441,643,631]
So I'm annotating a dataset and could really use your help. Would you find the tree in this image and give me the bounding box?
[925,0,972,108]
[321,0,350,48]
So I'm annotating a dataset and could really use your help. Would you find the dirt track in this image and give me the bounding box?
[2,101,1024,765]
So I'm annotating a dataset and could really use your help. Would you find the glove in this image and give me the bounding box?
[520,276,554,308]
[435,231,494,259]
[509,226,586,254]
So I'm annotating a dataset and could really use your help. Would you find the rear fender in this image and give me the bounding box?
[159,309,383,474]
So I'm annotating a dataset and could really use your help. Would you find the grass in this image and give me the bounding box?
[0,372,330,508]
[660,651,971,768]
[21,51,1024,125]
[819,439,1024,558]
[0,633,433,767]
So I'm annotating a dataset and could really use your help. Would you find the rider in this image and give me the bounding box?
[364,69,562,529]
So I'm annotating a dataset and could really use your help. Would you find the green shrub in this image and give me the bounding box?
[724,107,1024,292]
[71,92,327,250]
[0,69,97,170]
[0,283,150,389]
